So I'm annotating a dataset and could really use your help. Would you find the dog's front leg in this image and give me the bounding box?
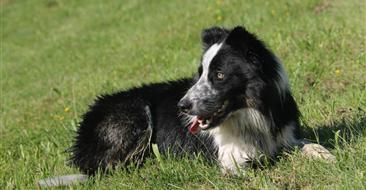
[219,151,252,176]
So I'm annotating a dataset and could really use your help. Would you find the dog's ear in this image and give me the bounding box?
[201,27,228,50]
[225,26,251,50]
[226,26,266,67]
[226,26,264,59]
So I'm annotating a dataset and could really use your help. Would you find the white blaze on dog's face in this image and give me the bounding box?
[179,42,238,133]
[184,43,223,111]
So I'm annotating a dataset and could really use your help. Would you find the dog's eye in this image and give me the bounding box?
[216,71,225,80]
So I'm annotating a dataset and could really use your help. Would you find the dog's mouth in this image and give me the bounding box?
[188,100,230,134]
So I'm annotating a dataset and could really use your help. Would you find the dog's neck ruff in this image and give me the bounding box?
[204,108,276,173]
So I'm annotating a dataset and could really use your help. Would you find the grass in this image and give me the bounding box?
[1,0,365,189]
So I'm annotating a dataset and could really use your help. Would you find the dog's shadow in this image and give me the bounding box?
[301,112,366,149]
[251,113,366,170]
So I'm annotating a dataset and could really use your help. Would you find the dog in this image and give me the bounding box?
[68,26,334,176]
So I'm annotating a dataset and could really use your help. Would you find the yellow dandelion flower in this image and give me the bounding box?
[217,15,222,21]
[64,107,70,112]
[335,69,341,75]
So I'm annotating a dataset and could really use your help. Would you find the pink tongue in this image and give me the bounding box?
[188,117,202,134]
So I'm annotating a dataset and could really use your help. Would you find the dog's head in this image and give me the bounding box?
[178,26,282,134]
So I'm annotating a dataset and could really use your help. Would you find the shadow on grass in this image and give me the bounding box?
[302,111,366,149]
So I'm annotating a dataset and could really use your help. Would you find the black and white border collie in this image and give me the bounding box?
[70,26,328,176]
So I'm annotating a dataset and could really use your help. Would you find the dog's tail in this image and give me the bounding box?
[38,106,154,188]
[37,174,88,188]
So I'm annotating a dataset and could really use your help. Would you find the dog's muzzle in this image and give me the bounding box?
[177,98,192,113]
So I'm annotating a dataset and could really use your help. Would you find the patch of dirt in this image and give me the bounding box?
[314,0,332,14]
[46,0,59,8]
[0,0,9,6]
[321,78,349,93]
[303,74,317,93]
[336,107,355,118]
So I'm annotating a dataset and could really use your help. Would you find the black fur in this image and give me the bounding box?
[70,80,216,174]
[69,26,301,175]
[201,27,229,50]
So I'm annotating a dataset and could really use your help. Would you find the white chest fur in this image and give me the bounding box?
[207,108,277,173]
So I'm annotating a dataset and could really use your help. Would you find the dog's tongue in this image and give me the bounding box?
[189,116,202,134]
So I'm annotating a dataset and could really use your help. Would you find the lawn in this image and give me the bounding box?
[1,0,365,189]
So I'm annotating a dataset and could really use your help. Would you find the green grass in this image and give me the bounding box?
[1,0,365,189]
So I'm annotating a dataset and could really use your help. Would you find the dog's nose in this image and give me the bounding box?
[178,98,192,113]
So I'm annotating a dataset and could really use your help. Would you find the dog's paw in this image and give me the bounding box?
[301,143,336,162]
[221,167,246,177]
